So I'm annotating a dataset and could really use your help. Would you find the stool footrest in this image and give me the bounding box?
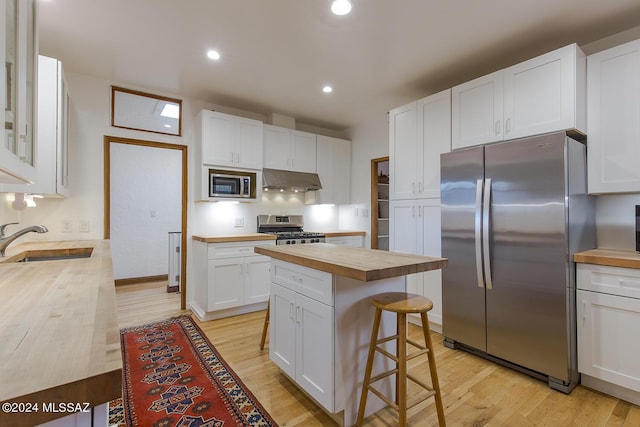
[374,345,399,363]
[407,338,426,350]
[407,373,434,393]
[406,348,430,361]
[367,385,399,413]
[407,390,437,411]
[369,368,398,385]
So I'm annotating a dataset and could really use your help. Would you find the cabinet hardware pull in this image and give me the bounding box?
[495,120,500,136]
[505,118,511,134]
[290,302,294,319]
[296,306,301,323]
[412,182,416,193]
[18,134,27,160]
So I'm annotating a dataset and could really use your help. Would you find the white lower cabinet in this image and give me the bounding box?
[271,283,334,410]
[270,263,335,411]
[577,263,640,405]
[191,240,274,320]
[325,235,364,247]
[390,198,442,329]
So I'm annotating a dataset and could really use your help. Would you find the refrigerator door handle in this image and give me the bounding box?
[475,179,484,288]
[483,178,493,289]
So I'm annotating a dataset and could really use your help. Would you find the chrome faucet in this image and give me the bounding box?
[0,223,49,257]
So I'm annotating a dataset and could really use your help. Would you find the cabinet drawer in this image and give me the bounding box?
[577,264,640,299]
[207,241,273,259]
[272,260,334,306]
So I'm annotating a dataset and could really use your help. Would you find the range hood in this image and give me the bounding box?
[262,168,322,192]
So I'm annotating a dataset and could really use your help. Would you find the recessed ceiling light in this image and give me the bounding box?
[322,85,333,93]
[207,50,221,60]
[331,0,352,15]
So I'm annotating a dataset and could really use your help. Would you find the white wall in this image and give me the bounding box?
[339,114,390,248]
[110,143,182,280]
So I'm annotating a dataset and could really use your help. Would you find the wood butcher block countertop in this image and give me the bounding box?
[0,240,122,426]
[574,248,640,269]
[254,243,447,282]
[321,230,366,237]
[192,233,277,243]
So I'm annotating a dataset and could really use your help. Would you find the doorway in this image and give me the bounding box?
[371,157,389,250]
[104,135,188,310]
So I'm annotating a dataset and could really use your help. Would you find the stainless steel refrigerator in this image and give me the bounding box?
[440,131,595,393]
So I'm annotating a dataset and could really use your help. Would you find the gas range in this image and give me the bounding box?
[257,215,326,245]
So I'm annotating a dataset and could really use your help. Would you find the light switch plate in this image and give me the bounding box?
[61,220,72,233]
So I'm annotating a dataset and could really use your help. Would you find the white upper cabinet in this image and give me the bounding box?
[452,71,504,149]
[389,89,451,200]
[2,55,69,196]
[196,110,263,170]
[305,135,351,205]
[263,124,317,173]
[1,0,38,184]
[587,39,640,194]
[452,43,586,150]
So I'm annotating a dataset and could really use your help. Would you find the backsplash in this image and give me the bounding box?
[193,192,341,236]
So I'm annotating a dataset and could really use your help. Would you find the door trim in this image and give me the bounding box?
[104,135,188,310]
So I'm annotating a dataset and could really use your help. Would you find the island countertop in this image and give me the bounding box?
[254,243,447,282]
[0,240,122,426]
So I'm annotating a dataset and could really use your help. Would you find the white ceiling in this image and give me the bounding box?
[38,0,640,131]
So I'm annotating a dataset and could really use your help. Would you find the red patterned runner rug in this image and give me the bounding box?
[116,315,278,426]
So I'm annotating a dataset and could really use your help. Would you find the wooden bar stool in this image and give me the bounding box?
[259,300,269,350]
[356,292,446,427]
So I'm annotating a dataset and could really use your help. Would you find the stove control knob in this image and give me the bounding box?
[286,240,291,244]
[301,240,306,244]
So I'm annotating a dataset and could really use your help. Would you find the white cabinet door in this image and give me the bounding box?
[263,124,291,170]
[207,259,244,311]
[244,255,272,304]
[309,135,351,205]
[389,102,417,200]
[296,292,334,411]
[389,200,418,255]
[333,138,351,204]
[417,200,442,326]
[291,130,317,173]
[270,283,296,379]
[504,43,584,140]
[0,0,37,184]
[201,111,236,167]
[2,55,70,195]
[391,199,442,329]
[452,71,504,149]
[263,125,316,173]
[577,289,640,392]
[418,89,451,198]
[235,117,264,170]
[587,39,640,194]
[200,110,262,169]
[452,44,585,150]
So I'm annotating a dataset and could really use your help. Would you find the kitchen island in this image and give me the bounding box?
[254,243,447,426]
[0,240,121,427]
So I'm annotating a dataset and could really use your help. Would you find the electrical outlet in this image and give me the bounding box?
[361,208,369,218]
[61,220,72,233]
[234,217,244,228]
[79,220,90,233]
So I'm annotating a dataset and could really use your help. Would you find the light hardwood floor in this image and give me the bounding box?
[115,282,640,426]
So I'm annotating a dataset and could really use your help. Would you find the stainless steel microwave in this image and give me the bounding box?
[209,169,252,198]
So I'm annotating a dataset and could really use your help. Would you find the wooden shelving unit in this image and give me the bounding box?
[371,157,389,250]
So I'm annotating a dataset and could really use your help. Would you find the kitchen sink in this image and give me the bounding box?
[8,247,93,263]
